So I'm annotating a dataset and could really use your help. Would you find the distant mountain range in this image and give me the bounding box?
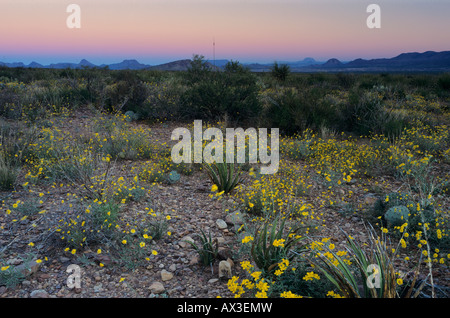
[1,51,450,72]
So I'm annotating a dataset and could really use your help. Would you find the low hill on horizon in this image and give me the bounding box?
[1,50,449,72]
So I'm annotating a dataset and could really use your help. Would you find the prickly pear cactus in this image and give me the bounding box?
[384,205,410,226]
[168,170,180,184]
[124,111,138,122]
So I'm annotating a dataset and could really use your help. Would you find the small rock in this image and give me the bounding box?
[169,264,177,272]
[364,194,378,205]
[13,259,41,277]
[216,237,225,244]
[217,247,232,260]
[0,286,7,295]
[149,282,165,294]
[189,255,199,265]
[161,269,174,281]
[39,273,51,280]
[216,219,228,230]
[94,284,103,293]
[93,254,112,266]
[59,257,71,263]
[30,289,49,298]
[56,288,68,297]
[218,260,232,280]
[179,236,194,248]
[7,258,23,266]
[208,278,219,284]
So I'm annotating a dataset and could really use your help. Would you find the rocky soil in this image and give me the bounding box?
[0,115,449,299]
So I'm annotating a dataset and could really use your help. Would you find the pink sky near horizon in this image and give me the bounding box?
[1,0,449,65]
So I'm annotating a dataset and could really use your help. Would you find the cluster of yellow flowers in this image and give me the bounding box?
[308,237,353,267]
[227,261,276,298]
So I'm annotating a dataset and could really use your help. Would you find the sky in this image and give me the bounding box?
[0,0,449,65]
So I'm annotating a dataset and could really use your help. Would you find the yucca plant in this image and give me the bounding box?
[251,217,304,275]
[185,229,219,267]
[310,224,423,298]
[203,161,242,195]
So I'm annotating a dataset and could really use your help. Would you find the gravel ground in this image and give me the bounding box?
[1,116,448,299]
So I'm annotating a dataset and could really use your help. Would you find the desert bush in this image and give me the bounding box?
[437,73,450,93]
[280,136,312,160]
[340,89,387,135]
[183,54,213,84]
[264,88,337,135]
[103,70,148,113]
[0,121,36,189]
[0,262,26,288]
[0,82,24,119]
[335,72,356,89]
[180,57,261,125]
[271,62,290,82]
[138,76,184,121]
[57,199,121,249]
[269,259,338,298]
[0,154,18,190]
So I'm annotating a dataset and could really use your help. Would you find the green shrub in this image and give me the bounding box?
[138,76,184,121]
[271,62,290,82]
[265,88,337,135]
[103,70,148,113]
[184,54,214,85]
[180,58,261,125]
[437,74,450,91]
[0,154,18,190]
[269,260,337,298]
[0,263,25,288]
[340,89,386,135]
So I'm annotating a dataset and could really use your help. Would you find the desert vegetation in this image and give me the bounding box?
[0,57,449,298]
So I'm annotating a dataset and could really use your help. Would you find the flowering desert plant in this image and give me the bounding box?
[309,224,423,298]
[251,217,304,275]
[203,161,243,195]
[0,263,25,288]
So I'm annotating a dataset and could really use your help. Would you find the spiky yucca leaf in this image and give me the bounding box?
[203,161,242,194]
